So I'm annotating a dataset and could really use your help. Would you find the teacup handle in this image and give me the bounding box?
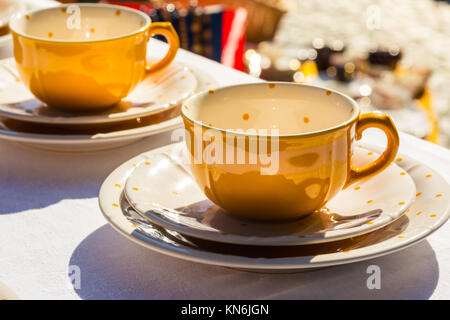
[345,113,399,187]
[145,22,180,75]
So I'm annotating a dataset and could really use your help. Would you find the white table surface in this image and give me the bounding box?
[1,32,450,299]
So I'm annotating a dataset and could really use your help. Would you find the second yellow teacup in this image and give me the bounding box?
[9,4,179,111]
[181,83,399,221]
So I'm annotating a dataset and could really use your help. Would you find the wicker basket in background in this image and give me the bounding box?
[232,0,286,43]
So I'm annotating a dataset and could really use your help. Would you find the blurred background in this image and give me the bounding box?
[7,0,450,147]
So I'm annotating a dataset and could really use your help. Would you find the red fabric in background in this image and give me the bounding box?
[221,8,246,71]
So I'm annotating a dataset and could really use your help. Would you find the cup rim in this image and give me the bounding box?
[181,82,360,138]
[8,3,151,44]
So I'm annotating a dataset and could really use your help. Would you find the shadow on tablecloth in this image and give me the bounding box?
[68,224,439,300]
[0,132,174,215]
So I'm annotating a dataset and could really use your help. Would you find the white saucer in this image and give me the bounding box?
[98,142,450,272]
[0,67,217,152]
[124,146,415,245]
[0,58,197,126]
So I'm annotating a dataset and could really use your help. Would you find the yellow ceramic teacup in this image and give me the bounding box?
[181,82,399,221]
[9,4,179,111]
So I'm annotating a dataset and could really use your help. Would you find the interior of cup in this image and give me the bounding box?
[9,4,150,42]
[182,83,359,136]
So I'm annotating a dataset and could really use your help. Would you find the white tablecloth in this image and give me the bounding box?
[1,37,449,299]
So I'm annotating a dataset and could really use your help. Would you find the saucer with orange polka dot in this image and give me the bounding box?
[0,66,217,152]
[0,57,197,126]
[122,144,416,246]
[98,142,449,272]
